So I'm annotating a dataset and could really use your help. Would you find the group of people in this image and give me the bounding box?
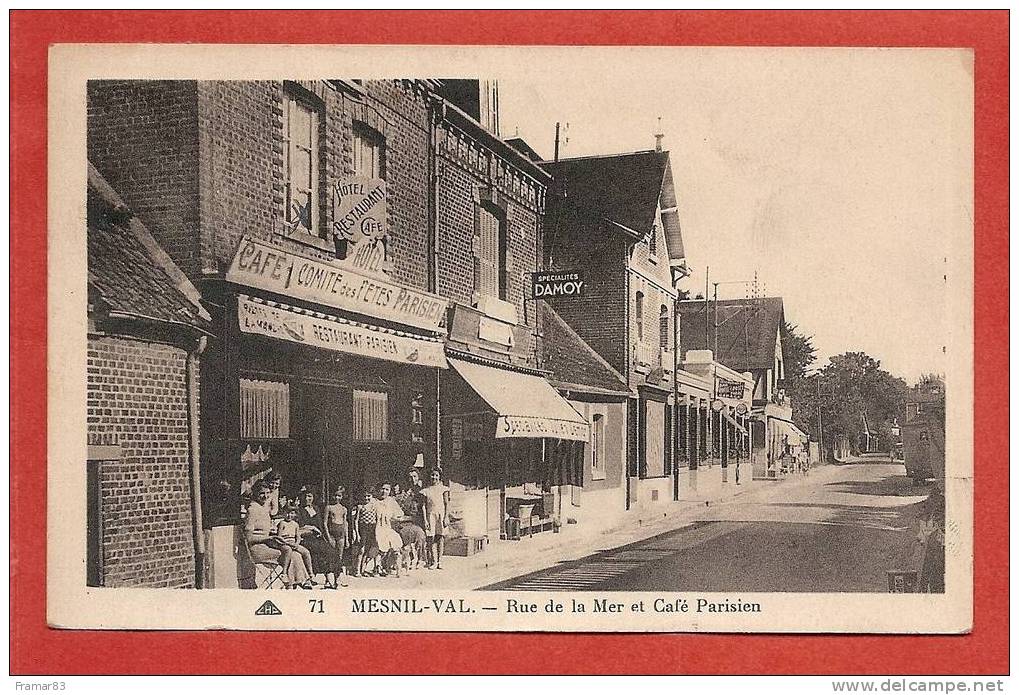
[243,467,450,589]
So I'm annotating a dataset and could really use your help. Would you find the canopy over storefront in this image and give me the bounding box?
[777,419,808,447]
[448,358,590,441]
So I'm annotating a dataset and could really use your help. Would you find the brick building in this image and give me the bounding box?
[541,148,701,514]
[87,78,589,582]
[86,163,212,588]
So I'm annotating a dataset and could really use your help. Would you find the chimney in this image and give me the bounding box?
[654,116,664,152]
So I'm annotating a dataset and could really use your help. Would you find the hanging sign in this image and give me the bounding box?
[332,177,390,277]
[716,377,747,400]
[227,236,447,332]
[237,296,447,369]
[531,271,585,299]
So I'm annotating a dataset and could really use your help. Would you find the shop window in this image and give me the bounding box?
[659,304,670,350]
[590,414,606,481]
[353,123,386,180]
[635,291,645,342]
[283,89,322,238]
[475,202,507,300]
[644,402,666,478]
[353,389,389,441]
[240,379,290,439]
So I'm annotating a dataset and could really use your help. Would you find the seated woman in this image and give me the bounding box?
[295,488,339,588]
[243,482,309,589]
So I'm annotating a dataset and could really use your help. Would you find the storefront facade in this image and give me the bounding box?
[680,350,754,495]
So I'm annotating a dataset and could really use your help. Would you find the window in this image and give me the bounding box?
[353,124,386,179]
[283,91,321,237]
[649,225,657,256]
[353,389,389,441]
[635,291,645,342]
[590,414,606,481]
[644,401,666,478]
[475,203,507,300]
[240,379,290,439]
[659,304,670,350]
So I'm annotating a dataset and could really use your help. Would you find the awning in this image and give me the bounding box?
[722,410,748,435]
[777,420,807,446]
[449,358,590,442]
[237,294,448,368]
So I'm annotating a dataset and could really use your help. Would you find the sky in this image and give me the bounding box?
[497,48,971,383]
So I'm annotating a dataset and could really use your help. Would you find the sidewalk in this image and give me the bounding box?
[334,464,838,591]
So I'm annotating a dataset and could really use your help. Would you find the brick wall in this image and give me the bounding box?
[89,79,434,289]
[87,336,196,588]
[544,208,629,376]
[436,123,546,364]
[87,80,201,278]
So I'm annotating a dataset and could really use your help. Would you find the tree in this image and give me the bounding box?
[811,352,909,458]
[781,321,818,435]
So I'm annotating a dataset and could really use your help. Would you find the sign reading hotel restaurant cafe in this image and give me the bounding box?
[332,177,388,277]
[716,377,747,400]
[238,296,447,369]
[530,271,584,299]
[226,236,447,333]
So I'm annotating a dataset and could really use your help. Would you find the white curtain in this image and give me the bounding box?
[353,389,388,441]
[240,379,290,439]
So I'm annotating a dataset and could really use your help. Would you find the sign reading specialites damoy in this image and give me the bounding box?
[226,236,447,332]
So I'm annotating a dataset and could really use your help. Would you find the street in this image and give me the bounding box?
[487,459,930,592]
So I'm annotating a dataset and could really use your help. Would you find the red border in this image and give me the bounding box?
[10,10,1008,675]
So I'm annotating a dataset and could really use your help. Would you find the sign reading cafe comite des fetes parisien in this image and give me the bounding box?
[226,235,447,332]
[237,296,447,369]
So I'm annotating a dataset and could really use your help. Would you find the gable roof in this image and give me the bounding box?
[541,150,669,239]
[677,297,785,372]
[88,163,211,334]
[541,304,631,398]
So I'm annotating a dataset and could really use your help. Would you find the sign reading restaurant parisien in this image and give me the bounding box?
[531,271,584,299]
[238,296,447,369]
[497,416,589,442]
[226,236,447,332]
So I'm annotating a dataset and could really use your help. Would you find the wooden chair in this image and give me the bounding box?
[241,536,286,590]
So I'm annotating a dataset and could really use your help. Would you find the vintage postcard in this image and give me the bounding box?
[47,43,973,633]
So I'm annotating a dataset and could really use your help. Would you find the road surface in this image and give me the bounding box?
[486,460,930,592]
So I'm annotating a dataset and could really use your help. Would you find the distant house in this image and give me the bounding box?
[677,296,796,478]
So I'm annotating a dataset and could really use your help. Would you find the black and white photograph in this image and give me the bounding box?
[50,44,972,632]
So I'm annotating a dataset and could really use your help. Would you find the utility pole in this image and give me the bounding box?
[704,266,710,349]
[816,373,825,464]
[712,281,719,357]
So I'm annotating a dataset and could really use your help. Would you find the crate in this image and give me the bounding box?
[887,570,918,593]
[446,535,488,556]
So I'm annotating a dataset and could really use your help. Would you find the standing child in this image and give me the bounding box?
[420,468,450,570]
[349,488,377,577]
[324,487,349,588]
[274,506,314,588]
